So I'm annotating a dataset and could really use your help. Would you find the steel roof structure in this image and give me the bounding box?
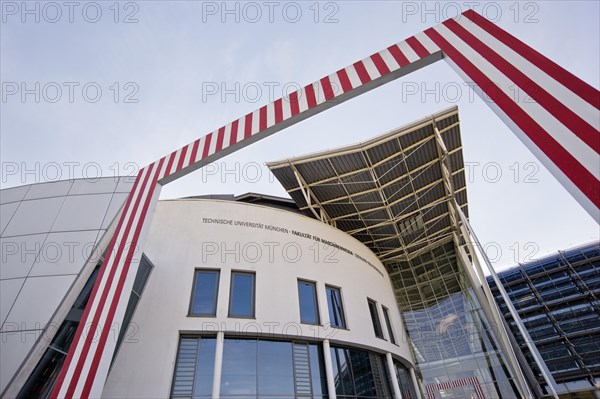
[268,106,468,263]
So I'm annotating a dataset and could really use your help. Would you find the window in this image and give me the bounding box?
[326,285,346,329]
[229,272,255,318]
[172,337,327,399]
[190,269,220,316]
[367,299,384,339]
[330,346,392,398]
[171,337,216,398]
[382,306,396,344]
[298,280,320,324]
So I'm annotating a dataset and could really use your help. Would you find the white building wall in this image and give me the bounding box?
[0,177,134,395]
[103,199,413,399]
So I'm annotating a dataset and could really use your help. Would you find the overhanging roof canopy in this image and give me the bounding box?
[267,106,468,263]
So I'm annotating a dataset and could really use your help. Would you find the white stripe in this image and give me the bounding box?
[208,130,218,155]
[251,109,260,135]
[454,16,600,132]
[169,147,183,175]
[72,170,156,398]
[398,40,420,63]
[345,65,362,89]
[297,87,309,113]
[328,72,343,97]
[158,154,171,179]
[379,48,401,71]
[195,135,206,163]
[57,166,150,398]
[282,96,292,120]
[182,143,194,169]
[362,57,381,80]
[435,23,599,180]
[237,117,246,143]
[313,81,326,105]
[266,103,275,128]
[221,123,232,150]
[414,31,440,54]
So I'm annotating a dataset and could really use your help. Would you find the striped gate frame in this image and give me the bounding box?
[49,9,599,399]
[426,376,485,399]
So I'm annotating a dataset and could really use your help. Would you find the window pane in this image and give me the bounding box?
[229,272,255,317]
[309,344,328,396]
[221,339,257,396]
[191,270,219,316]
[383,307,396,344]
[258,340,294,396]
[194,338,216,397]
[368,300,383,338]
[298,280,319,324]
[326,286,346,328]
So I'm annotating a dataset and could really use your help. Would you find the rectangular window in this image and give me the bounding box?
[368,299,384,339]
[229,272,255,318]
[298,280,320,324]
[326,285,347,329]
[190,270,220,316]
[382,306,396,344]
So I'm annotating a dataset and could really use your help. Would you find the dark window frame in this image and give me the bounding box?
[382,305,397,345]
[297,279,321,325]
[188,268,221,317]
[367,298,385,339]
[228,270,256,318]
[326,284,347,329]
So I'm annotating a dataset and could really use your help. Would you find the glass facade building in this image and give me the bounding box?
[488,241,600,397]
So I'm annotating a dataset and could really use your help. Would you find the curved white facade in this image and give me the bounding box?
[103,198,414,398]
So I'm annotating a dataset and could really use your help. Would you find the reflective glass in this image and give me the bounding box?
[221,339,257,396]
[257,340,294,396]
[298,280,319,324]
[191,270,219,316]
[326,286,346,328]
[229,272,254,317]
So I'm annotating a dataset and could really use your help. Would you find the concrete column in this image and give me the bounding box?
[409,367,421,398]
[211,331,224,399]
[322,339,337,399]
[386,352,402,399]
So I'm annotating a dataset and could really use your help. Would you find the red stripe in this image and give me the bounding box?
[229,120,239,146]
[63,163,155,398]
[164,151,177,177]
[49,170,145,399]
[353,61,372,84]
[259,106,267,131]
[304,84,317,109]
[176,145,188,171]
[320,77,335,100]
[202,133,212,158]
[274,98,283,123]
[337,68,353,92]
[388,44,410,67]
[444,18,600,154]
[190,138,201,164]
[289,91,300,116]
[426,27,600,208]
[406,36,430,58]
[81,160,164,397]
[371,53,391,75]
[244,113,253,138]
[463,9,600,110]
[215,126,225,153]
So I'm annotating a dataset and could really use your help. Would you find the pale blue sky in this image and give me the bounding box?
[1,1,598,269]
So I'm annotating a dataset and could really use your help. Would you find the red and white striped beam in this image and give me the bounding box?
[50,10,599,398]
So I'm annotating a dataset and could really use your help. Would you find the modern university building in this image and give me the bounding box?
[0,107,587,399]
[489,242,600,399]
[1,9,599,399]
